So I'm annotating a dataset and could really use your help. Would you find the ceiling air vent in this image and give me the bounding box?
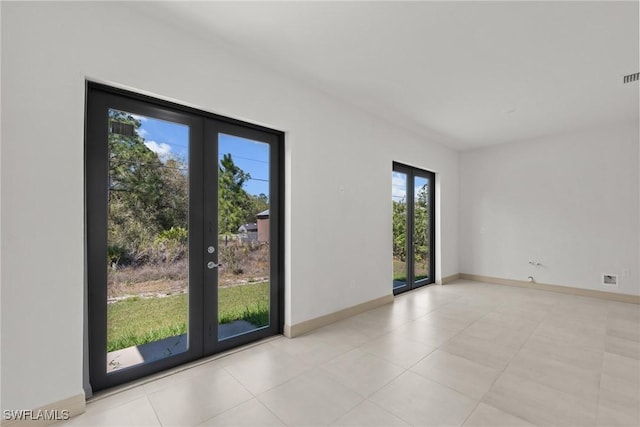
[623,72,639,84]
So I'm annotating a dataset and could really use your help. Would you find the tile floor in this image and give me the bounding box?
[64,280,640,426]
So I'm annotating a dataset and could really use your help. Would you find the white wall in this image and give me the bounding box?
[0,2,459,410]
[460,124,640,296]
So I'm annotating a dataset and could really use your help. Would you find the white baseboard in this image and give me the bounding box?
[1,394,85,426]
[284,294,394,338]
[441,273,461,285]
[459,273,640,304]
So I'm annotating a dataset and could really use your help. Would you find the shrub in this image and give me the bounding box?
[219,245,244,275]
[149,227,188,264]
[108,245,130,267]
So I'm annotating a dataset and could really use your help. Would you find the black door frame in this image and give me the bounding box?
[392,162,436,295]
[86,82,284,391]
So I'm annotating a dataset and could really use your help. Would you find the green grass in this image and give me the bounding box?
[393,260,407,282]
[393,259,429,283]
[107,295,187,351]
[107,282,269,352]
[218,282,269,327]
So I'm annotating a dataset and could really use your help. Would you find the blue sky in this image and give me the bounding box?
[392,172,407,201]
[392,172,430,203]
[134,114,270,197]
[219,133,270,197]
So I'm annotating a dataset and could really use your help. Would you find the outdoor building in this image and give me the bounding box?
[238,223,258,242]
[257,209,269,243]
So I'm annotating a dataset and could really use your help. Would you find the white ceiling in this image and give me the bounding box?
[142,1,639,150]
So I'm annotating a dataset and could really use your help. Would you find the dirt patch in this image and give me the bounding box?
[108,243,270,298]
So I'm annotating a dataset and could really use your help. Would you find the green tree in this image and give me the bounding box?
[107,110,188,264]
[157,157,188,231]
[392,198,407,262]
[244,193,269,224]
[108,110,164,260]
[218,154,252,240]
[414,184,429,265]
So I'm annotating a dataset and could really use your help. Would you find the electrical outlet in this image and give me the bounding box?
[603,274,618,287]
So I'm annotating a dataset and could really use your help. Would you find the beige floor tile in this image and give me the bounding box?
[320,348,405,397]
[543,312,607,335]
[532,320,606,351]
[267,334,353,366]
[550,298,609,323]
[442,332,520,370]
[479,311,541,331]
[356,302,420,325]
[66,282,640,427]
[63,397,160,426]
[403,290,458,314]
[84,387,148,417]
[339,312,410,339]
[142,358,226,394]
[483,373,597,427]
[608,302,640,322]
[599,352,640,425]
[493,302,550,322]
[463,320,535,350]
[258,368,364,426]
[513,289,564,308]
[369,371,477,426]
[197,399,285,426]
[330,400,411,426]
[600,373,640,410]
[147,368,253,426]
[385,298,435,321]
[358,332,437,369]
[463,402,536,427]
[393,318,463,347]
[605,335,640,359]
[597,402,640,427]
[606,317,640,342]
[221,345,312,395]
[505,351,601,403]
[602,372,640,397]
[521,333,604,371]
[602,352,640,382]
[420,306,486,330]
[411,349,501,400]
[429,302,490,326]
[311,322,374,349]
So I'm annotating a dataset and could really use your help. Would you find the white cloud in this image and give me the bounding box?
[392,172,407,201]
[137,128,149,138]
[145,140,172,160]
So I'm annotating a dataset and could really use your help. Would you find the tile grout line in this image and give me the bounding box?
[458,302,547,427]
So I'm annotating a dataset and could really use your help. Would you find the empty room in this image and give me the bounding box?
[1,1,638,426]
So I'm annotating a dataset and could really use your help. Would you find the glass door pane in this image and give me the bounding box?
[413,176,430,282]
[217,133,271,340]
[88,83,282,391]
[392,171,409,290]
[392,162,435,295]
[106,109,190,372]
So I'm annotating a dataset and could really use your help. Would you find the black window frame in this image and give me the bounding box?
[392,162,436,295]
[85,82,285,391]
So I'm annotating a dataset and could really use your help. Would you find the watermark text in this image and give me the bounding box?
[3,409,70,421]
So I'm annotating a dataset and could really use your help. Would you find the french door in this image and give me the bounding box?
[392,162,436,294]
[86,83,283,391]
